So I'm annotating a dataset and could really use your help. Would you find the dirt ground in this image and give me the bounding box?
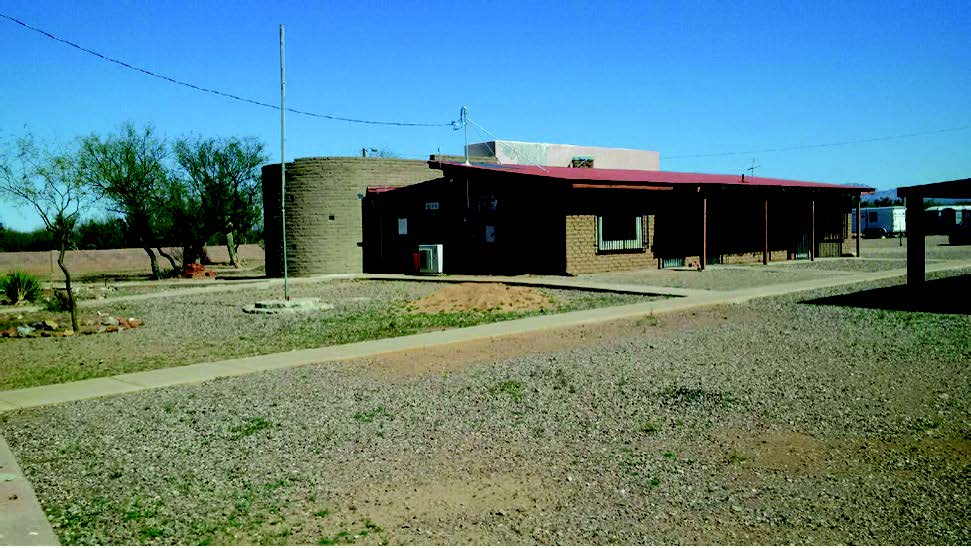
[406,282,556,314]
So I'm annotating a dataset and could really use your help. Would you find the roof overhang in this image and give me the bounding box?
[434,161,874,193]
[897,178,971,199]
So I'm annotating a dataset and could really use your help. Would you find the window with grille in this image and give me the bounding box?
[597,215,644,252]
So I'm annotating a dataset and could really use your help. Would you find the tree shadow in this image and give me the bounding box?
[802,274,971,315]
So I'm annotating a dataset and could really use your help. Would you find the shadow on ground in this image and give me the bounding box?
[802,274,971,315]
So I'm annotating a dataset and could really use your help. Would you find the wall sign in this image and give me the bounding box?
[425,202,440,211]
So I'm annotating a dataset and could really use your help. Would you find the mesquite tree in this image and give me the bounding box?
[173,136,266,267]
[0,134,88,332]
[78,123,175,278]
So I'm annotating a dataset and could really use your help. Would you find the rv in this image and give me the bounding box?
[853,206,906,238]
[924,205,971,234]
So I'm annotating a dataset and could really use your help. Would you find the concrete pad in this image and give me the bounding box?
[0,435,58,545]
[112,362,255,389]
[0,377,143,410]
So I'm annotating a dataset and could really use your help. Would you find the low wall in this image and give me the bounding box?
[0,244,265,278]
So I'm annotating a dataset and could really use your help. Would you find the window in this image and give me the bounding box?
[597,215,644,252]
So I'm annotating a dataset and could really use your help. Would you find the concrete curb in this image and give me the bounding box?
[0,435,59,546]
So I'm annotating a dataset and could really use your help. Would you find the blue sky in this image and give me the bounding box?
[1,0,969,230]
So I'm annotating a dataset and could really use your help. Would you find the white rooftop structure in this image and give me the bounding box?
[466,140,660,171]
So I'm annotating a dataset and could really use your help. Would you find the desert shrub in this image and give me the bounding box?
[2,271,42,304]
[43,289,71,312]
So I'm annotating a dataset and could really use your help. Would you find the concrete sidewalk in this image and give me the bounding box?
[2,260,968,413]
[0,436,58,545]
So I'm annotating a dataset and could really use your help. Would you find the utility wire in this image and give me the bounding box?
[0,12,458,128]
[663,124,971,160]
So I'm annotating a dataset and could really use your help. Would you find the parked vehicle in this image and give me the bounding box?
[863,227,889,239]
[853,206,906,237]
[949,222,971,245]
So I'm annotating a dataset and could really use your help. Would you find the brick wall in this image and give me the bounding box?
[565,215,656,274]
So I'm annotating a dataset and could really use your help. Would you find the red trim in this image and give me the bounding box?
[572,183,673,191]
[438,162,874,192]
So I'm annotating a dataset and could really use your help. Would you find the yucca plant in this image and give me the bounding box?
[2,271,42,305]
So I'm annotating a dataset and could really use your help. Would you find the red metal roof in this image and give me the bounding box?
[437,162,874,192]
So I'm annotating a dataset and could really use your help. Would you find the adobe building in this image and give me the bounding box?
[262,142,873,277]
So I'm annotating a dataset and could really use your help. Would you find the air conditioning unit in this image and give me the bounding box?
[418,244,443,274]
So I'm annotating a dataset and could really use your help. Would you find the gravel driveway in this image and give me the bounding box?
[1,272,968,545]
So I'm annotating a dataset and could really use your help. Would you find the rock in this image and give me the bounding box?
[0,327,16,338]
[101,316,120,327]
[118,318,131,329]
[40,320,59,331]
[61,329,74,336]
[128,318,143,328]
[16,325,36,336]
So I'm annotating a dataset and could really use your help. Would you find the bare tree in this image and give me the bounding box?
[0,134,88,332]
[78,123,174,279]
[173,136,266,267]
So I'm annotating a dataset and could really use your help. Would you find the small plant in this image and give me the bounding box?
[640,422,658,434]
[352,406,392,423]
[314,509,330,518]
[139,526,164,540]
[663,451,676,459]
[1,271,42,304]
[489,379,525,400]
[230,416,272,438]
[725,449,747,464]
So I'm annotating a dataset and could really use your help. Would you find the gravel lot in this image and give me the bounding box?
[0,280,653,390]
[1,272,968,545]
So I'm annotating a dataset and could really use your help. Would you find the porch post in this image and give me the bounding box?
[906,195,924,288]
[763,198,769,265]
[700,196,707,271]
[810,199,815,261]
[856,194,861,257]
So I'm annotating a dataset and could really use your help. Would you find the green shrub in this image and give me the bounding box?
[2,271,42,304]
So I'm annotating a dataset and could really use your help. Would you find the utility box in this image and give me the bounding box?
[418,244,444,274]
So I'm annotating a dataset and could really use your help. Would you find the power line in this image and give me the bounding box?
[663,125,971,160]
[0,12,458,128]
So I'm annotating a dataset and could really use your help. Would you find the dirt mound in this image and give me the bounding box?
[407,283,555,313]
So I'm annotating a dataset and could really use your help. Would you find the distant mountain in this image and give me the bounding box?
[862,189,898,203]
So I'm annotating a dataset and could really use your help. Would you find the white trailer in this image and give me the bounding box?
[853,206,906,237]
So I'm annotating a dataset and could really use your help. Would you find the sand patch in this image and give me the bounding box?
[407,282,555,313]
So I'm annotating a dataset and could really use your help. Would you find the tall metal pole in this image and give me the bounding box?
[280,24,289,300]
[462,105,470,165]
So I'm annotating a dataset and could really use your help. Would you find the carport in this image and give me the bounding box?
[898,178,971,287]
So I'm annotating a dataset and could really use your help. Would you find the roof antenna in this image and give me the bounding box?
[746,158,760,177]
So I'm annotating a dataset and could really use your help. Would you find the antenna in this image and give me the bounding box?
[746,158,761,177]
